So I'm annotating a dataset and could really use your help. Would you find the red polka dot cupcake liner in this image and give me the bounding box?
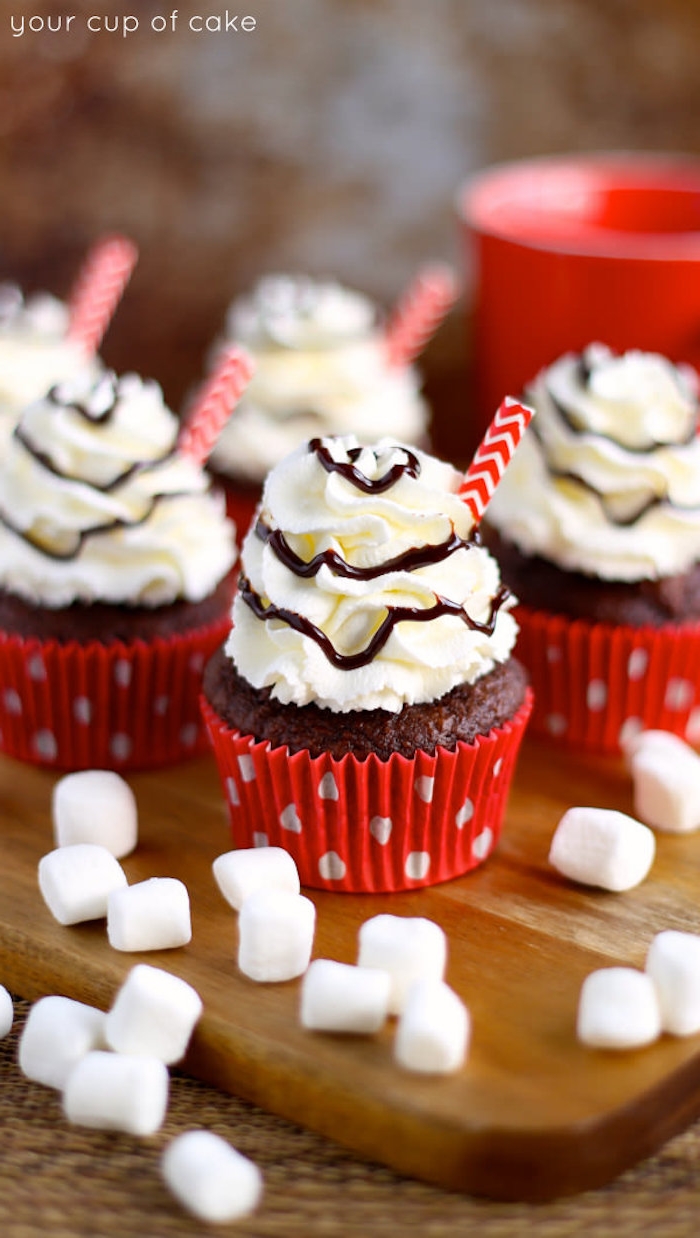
[200,689,533,893]
[514,604,700,754]
[0,617,231,772]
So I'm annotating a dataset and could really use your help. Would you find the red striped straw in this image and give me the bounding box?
[384,263,459,368]
[66,234,138,355]
[458,397,534,524]
[178,345,255,466]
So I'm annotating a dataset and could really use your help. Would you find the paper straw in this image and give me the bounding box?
[384,263,459,368]
[458,397,534,524]
[178,346,255,466]
[66,235,138,354]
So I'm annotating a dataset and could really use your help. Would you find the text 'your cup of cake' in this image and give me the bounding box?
[201,398,534,893]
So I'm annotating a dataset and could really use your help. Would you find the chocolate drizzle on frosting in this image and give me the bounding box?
[254,517,478,580]
[310,436,420,493]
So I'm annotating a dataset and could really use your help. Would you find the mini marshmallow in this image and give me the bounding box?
[38,844,127,925]
[238,888,315,983]
[548,807,655,892]
[394,979,470,1074]
[63,1050,169,1135]
[622,728,692,770]
[213,846,300,912]
[632,742,700,834]
[161,1130,263,1224]
[357,915,447,1015]
[0,986,13,1038]
[107,877,191,952]
[52,770,138,858]
[300,959,391,1034]
[646,930,700,1035]
[19,995,106,1089]
[105,964,203,1064]
[577,967,662,1049]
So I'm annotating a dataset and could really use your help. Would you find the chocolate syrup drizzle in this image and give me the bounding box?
[529,354,700,528]
[0,381,191,561]
[241,438,509,670]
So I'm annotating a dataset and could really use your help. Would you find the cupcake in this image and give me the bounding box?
[202,434,532,892]
[0,369,237,770]
[205,275,431,536]
[0,283,101,446]
[484,343,700,752]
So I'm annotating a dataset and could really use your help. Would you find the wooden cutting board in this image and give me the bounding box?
[3,737,700,1203]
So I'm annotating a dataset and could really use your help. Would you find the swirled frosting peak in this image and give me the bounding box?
[208,275,429,483]
[0,370,237,608]
[227,435,517,713]
[486,344,700,581]
[0,284,100,436]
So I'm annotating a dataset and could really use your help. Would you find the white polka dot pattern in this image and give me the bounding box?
[3,689,22,715]
[110,734,133,762]
[455,799,474,829]
[665,679,694,711]
[405,852,430,881]
[627,649,648,680]
[369,816,393,845]
[586,680,607,711]
[114,659,132,688]
[317,773,339,801]
[472,827,494,861]
[318,852,346,881]
[73,696,92,725]
[32,730,57,761]
[237,754,256,782]
[546,714,567,736]
[414,776,435,804]
[26,654,46,681]
[279,804,302,834]
[226,777,240,806]
[252,833,269,847]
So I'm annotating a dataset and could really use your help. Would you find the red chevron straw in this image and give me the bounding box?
[384,263,459,368]
[66,234,138,354]
[178,346,255,466]
[458,397,534,524]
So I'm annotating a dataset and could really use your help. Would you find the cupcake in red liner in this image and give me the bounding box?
[203,274,435,538]
[202,434,532,892]
[484,343,700,753]
[0,369,237,771]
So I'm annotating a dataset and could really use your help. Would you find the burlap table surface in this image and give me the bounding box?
[1,999,698,1237]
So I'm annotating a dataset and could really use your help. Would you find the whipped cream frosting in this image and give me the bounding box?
[486,344,700,581]
[0,284,100,438]
[227,435,517,713]
[0,370,237,608]
[208,276,429,482]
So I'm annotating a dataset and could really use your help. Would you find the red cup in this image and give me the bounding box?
[457,152,700,437]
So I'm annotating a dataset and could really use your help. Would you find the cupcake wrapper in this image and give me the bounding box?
[515,604,700,753]
[201,690,533,893]
[0,616,231,772]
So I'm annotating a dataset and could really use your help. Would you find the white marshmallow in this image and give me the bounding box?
[63,1050,169,1135]
[577,968,662,1049]
[238,889,315,982]
[632,743,700,833]
[622,728,692,769]
[52,770,138,858]
[300,959,391,1034]
[646,930,700,1035]
[0,987,12,1038]
[107,877,191,952]
[161,1130,263,1224]
[105,964,203,1064]
[213,846,300,911]
[357,915,447,1015]
[394,979,470,1074]
[18,995,106,1089]
[38,844,127,925]
[548,807,655,892]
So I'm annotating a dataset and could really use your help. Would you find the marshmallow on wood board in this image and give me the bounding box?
[631,742,700,834]
[548,807,655,892]
[238,888,316,983]
[63,1050,169,1135]
[357,915,447,1015]
[161,1130,263,1224]
[576,968,662,1049]
[646,930,700,1035]
[52,770,138,858]
[38,844,127,925]
[105,964,203,1064]
[0,987,12,1039]
[18,995,106,1089]
[394,978,470,1074]
[213,846,300,912]
[107,877,191,952]
[622,728,693,770]
[300,959,391,1034]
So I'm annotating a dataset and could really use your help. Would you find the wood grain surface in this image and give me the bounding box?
[2,737,700,1203]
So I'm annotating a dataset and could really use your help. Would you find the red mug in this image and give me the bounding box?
[458,152,700,436]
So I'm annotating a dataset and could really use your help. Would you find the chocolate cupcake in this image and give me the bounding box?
[0,369,237,770]
[202,435,532,892]
[485,343,700,751]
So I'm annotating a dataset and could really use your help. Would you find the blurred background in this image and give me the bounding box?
[1,0,699,462]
